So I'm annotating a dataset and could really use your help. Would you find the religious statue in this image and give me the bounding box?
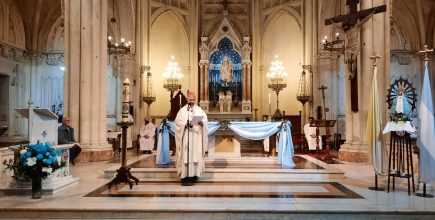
[393,87,411,115]
[220,56,232,83]
[199,37,209,61]
[242,38,251,61]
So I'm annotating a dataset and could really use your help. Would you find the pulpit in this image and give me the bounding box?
[0,107,78,195]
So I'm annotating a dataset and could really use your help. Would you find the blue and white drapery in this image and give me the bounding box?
[156,121,295,168]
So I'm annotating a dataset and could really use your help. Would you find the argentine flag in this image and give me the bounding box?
[418,61,435,183]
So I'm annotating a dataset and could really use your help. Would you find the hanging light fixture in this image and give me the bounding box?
[321,32,344,53]
[297,65,311,105]
[163,56,183,99]
[267,55,287,118]
[107,0,132,55]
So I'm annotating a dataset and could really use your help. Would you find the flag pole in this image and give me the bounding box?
[367,55,385,191]
[415,45,434,198]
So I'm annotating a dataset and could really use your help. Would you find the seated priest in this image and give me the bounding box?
[139,116,155,154]
[303,117,322,151]
[58,116,82,165]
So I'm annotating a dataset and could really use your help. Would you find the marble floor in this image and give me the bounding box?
[0,151,435,219]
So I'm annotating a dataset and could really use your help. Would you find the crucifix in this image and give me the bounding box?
[318,85,328,120]
[325,0,386,112]
[419,45,434,61]
[370,55,381,66]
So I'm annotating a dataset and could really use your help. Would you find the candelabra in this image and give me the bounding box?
[267,55,287,118]
[107,0,132,55]
[321,32,344,53]
[141,65,156,116]
[163,56,183,99]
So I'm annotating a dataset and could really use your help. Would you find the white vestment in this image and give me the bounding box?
[126,114,133,149]
[175,104,208,178]
[304,123,322,150]
[139,122,155,151]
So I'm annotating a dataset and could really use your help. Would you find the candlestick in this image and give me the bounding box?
[122,78,130,122]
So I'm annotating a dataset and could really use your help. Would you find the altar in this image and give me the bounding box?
[157,121,295,168]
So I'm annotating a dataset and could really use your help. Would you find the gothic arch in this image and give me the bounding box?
[1,0,25,48]
[262,9,301,52]
[392,0,420,50]
[46,16,64,53]
[262,7,301,36]
[151,8,189,40]
[209,17,243,54]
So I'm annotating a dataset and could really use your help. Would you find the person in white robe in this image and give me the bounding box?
[126,114,133,149]
[175,91,208,186]
[304,117,322,151]
[139,117,155,154]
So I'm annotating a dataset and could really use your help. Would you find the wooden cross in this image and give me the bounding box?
[325,0,386,31]
[419,45,434,61]
[325,0,386,113]
[318,85,328,119]
[370,55,381,66]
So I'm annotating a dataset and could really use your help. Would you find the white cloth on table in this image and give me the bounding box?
[304,123,322,150]
[139,122,155,151]
[382,121,416,134]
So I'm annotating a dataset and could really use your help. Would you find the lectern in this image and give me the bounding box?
[310,119,336,157]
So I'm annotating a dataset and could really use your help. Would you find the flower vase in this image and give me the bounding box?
[31,176,42,199]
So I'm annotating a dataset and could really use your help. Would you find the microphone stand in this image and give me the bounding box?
[183,105,193,186]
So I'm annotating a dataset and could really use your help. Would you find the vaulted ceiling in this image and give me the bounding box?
[14,0,61,51]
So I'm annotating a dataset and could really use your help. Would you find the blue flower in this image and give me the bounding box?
[43,158,52,165]
[36,154,43,160]
[25,152,32,157]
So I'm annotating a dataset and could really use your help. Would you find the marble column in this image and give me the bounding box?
[242,61,252,113]
[199,61,209,112]
[64,0,112,162]
[199,64,204,101]
[338,0,390,163]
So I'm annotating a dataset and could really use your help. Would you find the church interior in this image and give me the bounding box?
[1,0,435,219]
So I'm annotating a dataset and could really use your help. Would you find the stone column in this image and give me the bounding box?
[338,0,390,163]
[242,61,252,113]
[242,64,247,101]
[199,35,209,112]
[199,61,209,112]
[64,0,112,162]
[241,36,252,113]
[135,0,150,134]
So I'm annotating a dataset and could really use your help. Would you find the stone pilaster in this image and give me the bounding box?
[64,0,112,162]
[338,0,390,163]
[136,0,151,134]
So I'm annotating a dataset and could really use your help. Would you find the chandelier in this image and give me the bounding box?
[163,56,183,98]
[141,66,156,116]
[267,55,287,118]
[107,0,132,55]
[321,32,344,53]
[297,65,311,105]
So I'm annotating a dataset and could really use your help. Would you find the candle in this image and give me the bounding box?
[268,93,271,105]
[123,78,130,102]
[122,78,130,122]
[179,95,181,106]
